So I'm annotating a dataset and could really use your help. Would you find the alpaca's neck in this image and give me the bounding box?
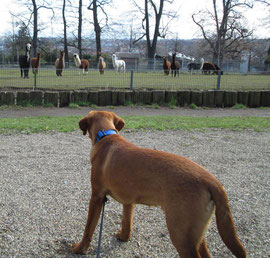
[200,58,204,69]
[75,56,81,67]
[112,56,116,65]
[60,55,65,67]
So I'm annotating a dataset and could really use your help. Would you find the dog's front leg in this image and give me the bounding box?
[117,203,135,242]
[72,195,104,254]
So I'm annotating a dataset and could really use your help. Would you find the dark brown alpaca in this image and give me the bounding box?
[171,53,180,77]
[202,62,216,75]
[163,56,171,76]
[55,50,65,76]
[202,62,223,75]
[31,52,41,74]
[19,43,31,78]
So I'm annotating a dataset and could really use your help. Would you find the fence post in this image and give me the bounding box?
[216,71,221,90]
[34,69,37,90]
[130,69,134,91]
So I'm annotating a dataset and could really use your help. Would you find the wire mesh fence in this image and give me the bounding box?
[0,67,269,91]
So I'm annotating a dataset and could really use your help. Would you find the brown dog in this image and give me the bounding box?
[72,111,246,257]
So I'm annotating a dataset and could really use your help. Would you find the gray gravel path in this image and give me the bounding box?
[1,129,269,257]
[1,105,270,118]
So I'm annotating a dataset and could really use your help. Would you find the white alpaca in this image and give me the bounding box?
[73,54,89,75]
[112,54,126,73]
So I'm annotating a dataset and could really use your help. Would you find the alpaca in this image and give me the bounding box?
[202,62,216,75]
[55,50,65,76]
[31,52,41,74]
[98,56,106,75]
[112,54,125,72]
[73,54,89,75]
[188,58,204,73]
[171,53,180,77]
[202,61,223,75]
[19,43,31,78]
[163,56,171,75]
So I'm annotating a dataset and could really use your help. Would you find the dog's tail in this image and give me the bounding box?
[210,183,246,258]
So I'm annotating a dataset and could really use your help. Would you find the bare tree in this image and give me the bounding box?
[192,0,253,66]
[88,0,111,64]
[132,0,177,67]
[63,0,86,58]
[254,0,270,5]
[4,21,32,63]
[10,0,54,56]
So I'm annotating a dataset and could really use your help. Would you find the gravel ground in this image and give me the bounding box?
[0,127,270,257]
[1,106,270,257]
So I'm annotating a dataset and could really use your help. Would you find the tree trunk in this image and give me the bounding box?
[32,0,38,57]
[62,0,69,66]
[93,0,101,65]
[78,0,82,58]
[145,0,164,69]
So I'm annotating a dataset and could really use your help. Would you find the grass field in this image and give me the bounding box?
[0,115,269,134]
[0,68,269,91]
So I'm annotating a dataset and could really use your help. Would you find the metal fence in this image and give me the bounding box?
[0,67,269,91]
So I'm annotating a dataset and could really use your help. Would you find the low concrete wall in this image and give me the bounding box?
[0,90,269,108]
[44,91,59,107]
[0,91,15,105]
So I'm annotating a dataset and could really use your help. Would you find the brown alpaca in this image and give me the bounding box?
[171,53,180,77]
[55,50,65,76]
[73,54,89,75]
[163,56,171,76]
[31,52,41,74]
[98,56,106,75]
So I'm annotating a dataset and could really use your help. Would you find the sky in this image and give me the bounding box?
[0,0,269,40]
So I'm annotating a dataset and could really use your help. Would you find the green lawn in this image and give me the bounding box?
[0,115,269,134]
[0,68,269,91]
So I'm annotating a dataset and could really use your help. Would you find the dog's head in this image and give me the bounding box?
[79,111,125,144]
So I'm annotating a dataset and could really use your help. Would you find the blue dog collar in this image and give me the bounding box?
[95,129,117,144]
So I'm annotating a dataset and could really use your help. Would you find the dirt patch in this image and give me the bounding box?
[1,105,270,118]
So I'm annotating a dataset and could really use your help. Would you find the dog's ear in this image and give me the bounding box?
[79,117,90,135]
[113,114,125,131]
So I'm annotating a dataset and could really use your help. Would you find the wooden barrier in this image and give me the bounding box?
[0,90,269,107]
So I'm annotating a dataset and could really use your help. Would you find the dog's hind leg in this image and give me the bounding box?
[117,203,135,242]
[199,238,211,258]
[72,194,104,254]
[164,193,214,257]
[165,215,201,258]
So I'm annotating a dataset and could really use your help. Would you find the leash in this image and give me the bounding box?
[96,196,108,258]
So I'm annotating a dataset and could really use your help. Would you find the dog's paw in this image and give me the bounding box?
[71,243,88,254]
[116,229,130,242]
